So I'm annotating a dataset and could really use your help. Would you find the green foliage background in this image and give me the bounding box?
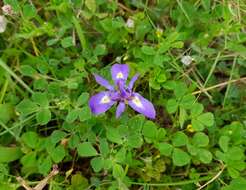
[0,0,246,189]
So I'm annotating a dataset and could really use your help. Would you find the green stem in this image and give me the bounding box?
[0,121,21,141]
[0,79,8,103]
[72,16,88,51]
[130,175,212,187]
[0,59,34,94]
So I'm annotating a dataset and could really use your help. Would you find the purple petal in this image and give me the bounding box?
[93,74,114,90]
[128,93,156,119]
[111,64,129,84]
[128,74,139,90]
[89,91,115,115]
[118,80,129,98]
[116,102,126,118]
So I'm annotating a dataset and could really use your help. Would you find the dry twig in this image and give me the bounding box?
[17,165,59,190]
[196,162,226,190]
[192,77,246,95]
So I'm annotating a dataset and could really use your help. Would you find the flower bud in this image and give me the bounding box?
[2,4,13,15]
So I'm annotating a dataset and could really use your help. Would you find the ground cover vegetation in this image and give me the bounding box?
[0,0,246,189]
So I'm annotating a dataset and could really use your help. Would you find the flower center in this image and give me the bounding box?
[100,95,111,104]
[116,72,124,79]
[132,96,143,108]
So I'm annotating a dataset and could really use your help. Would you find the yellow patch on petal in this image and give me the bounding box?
[116,72,124,79]
[132,96,143,108]
[100,95,111,104]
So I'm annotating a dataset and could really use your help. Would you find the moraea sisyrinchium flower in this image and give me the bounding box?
[89,64,156,119]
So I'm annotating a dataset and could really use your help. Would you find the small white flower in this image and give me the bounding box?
[181,55,193,66]
[156,27,163,38]
[0,15,7,33]
[126,18,134,28]
[2,4,13,15]
[115,56,121,63]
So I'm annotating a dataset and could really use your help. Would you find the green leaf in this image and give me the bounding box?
[36,109,51,125]
[157,143,173,156]
[174,82,188,97]
[94,44,107,56]
[197,149,212,164]
[76,92,89,107]
[68,134,80,149]
[127,134,143,148]
[141,45,156,55]
[85,0,97,13]
[158,41,170,53]
[191,103,204,117]
[50,145,66,163]
[172,132,188,147]
[50,130,67,145]
[192,112,214,131]
[115,147,126,164]
[228,167,240,179]
[91,157,104,172]
[23,4,37,19]
[192,132,209,147]
[21,132,39,149]
[219,136,230,152]
[106,127,123,144]
[61,37,73,48]
[222,178,246,190]
[79,106,92,122]
[149,78,161,90]
[16,99,38,116]
[191,119,204,131]
[99,138,109,157]
[0,182,17,190]
[32,92,49,107]
[77,142,98,157]
[142,121,158,140]
[187,143,198,156]
[157,72,166,83]
[20,152,36,169]
[70,173,89,189]
[4,0,20,12]
[0,146,22,163]
[197,112,214,127]
[0,104,14,124]
[166,99,178,114]
[172,148,191,166]
[38,156,52,175]
[128,115,145,133]
[180,94,196,109]
[179,108,187,128]
[66,109,79,123]
[154,54,166,67]
[112,164,125,179]
[226,147,244,161]
[156,128,166,141]
[20,65,37,77]
[172,41,184,48]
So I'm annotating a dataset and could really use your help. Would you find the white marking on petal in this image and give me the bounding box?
[100,95,111,104]
[132,96,143,108]
[116,72,124,79]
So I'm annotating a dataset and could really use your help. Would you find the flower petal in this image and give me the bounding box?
[128,93,156,119]
[111,64,129,84]
[128,74,139,90]
[116,102,126,118]
[93,74,114,90]
[89,91,115,115]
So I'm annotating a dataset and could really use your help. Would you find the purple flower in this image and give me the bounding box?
[89,64,156,119]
